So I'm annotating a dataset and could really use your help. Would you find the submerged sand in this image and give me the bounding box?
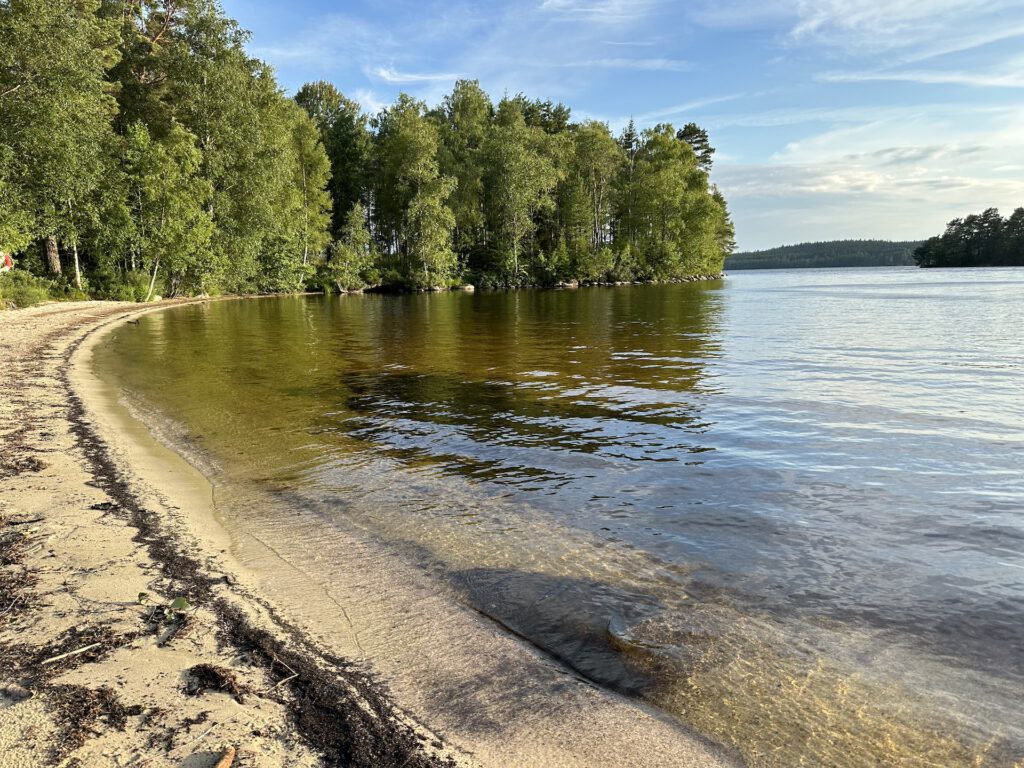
[0,299,737,767]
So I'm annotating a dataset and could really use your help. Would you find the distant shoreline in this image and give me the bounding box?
[727,239,921,270]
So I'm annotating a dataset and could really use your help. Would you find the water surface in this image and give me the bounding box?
[95,268,1024,766]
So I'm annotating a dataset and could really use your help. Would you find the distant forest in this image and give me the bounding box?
[0,0,734,309]
[914,207,1024,268]
[726,240,920,270]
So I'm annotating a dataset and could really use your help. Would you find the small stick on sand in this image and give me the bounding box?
[40,641,102,666]
[268,655,298,691]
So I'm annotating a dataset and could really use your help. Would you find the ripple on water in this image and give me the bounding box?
[96,270,1024,766]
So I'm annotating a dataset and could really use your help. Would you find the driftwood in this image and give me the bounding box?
[214,746,236,768]
[5,516,44,526]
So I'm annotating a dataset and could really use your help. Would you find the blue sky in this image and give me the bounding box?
[222,0,1024,250]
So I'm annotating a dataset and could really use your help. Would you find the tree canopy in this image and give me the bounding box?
[913,207,1024,268]
[1,3,733,303]
[304,81,733,291]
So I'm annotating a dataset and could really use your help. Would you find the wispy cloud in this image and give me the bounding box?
[565,58,691,71]
[600,40,657,46]
[713,99,1024,247]
[370,66,461,84]
[819,64,1024,89]
[353,88,388,117]
[897,24,1024,64]
[248,15,382,68]
[691,0,1024,60]
[539,0,659,21]
[634,93,744,123]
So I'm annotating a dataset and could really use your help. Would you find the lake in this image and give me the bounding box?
[94,267,1024,766]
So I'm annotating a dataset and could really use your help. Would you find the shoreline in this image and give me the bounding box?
[1,299,459,768]
[1,298,738,767]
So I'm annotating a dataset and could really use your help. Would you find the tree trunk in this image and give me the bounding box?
[302,163,309,266]
[67,200,81,289]
[72,241,82,290]
[145,258,160,303]
[45,236,62,275]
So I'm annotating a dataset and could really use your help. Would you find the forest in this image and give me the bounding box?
[913,208,1024,268]
[727,240,920,270]
[0,0,734,308]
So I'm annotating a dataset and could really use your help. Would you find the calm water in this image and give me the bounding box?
[96,268,1024,766]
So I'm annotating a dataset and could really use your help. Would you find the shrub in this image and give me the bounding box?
[0,269,54,309]
[89,269,151,302]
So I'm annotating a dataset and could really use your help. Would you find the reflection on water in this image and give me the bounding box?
[95,269,1024,766]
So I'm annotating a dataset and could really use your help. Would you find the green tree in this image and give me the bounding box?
[326,202,376,291]
[914,207,1024,268]
[1002,207,1024,265]
[624,124,725,279]
[561,121,625,275]
[676,122,715,173]
[711,186,736,257]
[433,80,493,259]
[0,0,120,286]
[616,120,641,250]
[483,99,560,285]
[286,100,332,275]
[372,94,457,288]
[122,121,213,300]
[295,81,371,235]
[0,147,32,256]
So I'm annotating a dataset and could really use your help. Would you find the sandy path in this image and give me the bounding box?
[0,298,738,768]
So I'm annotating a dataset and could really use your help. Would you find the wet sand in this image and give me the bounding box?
[0,299,737,767]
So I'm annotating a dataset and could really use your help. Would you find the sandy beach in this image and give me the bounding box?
[0,299,737,768]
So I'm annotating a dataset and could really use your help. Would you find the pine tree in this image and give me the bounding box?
[676,122,715,173]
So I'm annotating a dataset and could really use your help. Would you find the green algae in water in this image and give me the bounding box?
[614,605,1023,767]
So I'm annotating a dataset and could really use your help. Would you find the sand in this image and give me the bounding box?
[0,299,738,767]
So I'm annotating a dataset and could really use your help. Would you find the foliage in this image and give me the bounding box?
[729,240,922,270]
[0,0,334,298]
[325,203,376,291]
[299,84,733,289]
[0,1,733,297]
[0,0,120,286]
[914,207,1024,268]
[121,121,213,299]
[295,81,370,237]
[483,100,561,285]
[0,269,55,308]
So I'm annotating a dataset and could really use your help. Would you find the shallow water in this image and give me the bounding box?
[95,268,1024,766]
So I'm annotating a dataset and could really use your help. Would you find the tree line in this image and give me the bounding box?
[727,240,920,270]
[913,208,1024,268]
[0,0,734,307]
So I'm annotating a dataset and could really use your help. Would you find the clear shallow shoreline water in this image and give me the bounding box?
[95,268,1024,766]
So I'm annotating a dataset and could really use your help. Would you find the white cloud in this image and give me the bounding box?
[370,66,461,84]
[353,89,388,117]
[600,40,657,46]
[692,0,1024,60]
[714,102,1024,249]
